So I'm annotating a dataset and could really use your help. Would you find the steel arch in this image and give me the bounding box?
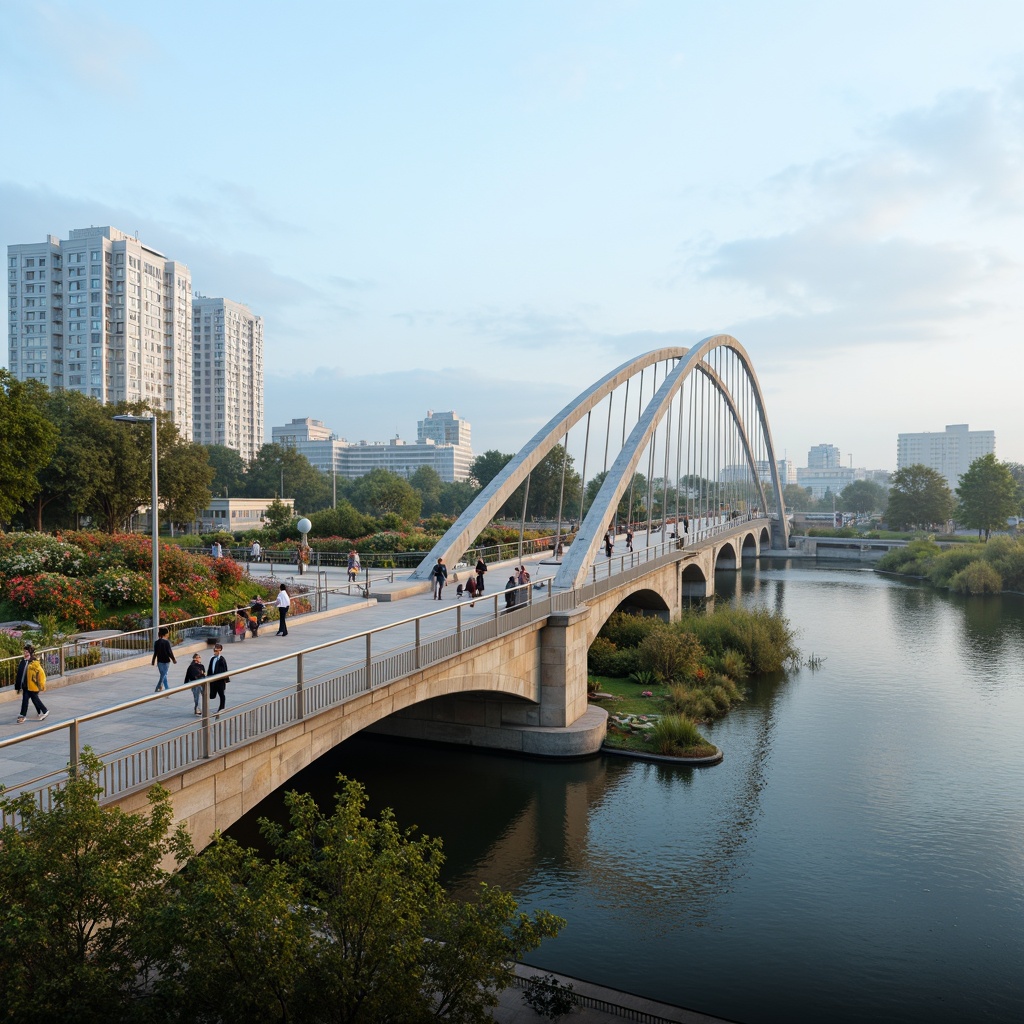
[412,336,787,587]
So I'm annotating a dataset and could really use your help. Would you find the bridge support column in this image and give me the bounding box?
[539,606,592,728]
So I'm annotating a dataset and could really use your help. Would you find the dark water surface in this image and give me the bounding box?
[227,562,1024,1023]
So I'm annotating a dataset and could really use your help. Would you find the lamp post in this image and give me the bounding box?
[114,414,159,641]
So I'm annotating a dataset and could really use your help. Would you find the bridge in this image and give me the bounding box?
[0,336,787,848]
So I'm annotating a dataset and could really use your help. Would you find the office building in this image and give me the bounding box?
[192,296,264,461]
[270,410,475,483]
[271,418,347,475]
[896,424,995,491]
[8,226,193,435]
[807,444,842,469]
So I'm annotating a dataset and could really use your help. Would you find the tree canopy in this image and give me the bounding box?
[0,370,58,526]
[204,444,248,497]
[245,443,333,513]
[886,464,955,531]
[0,758,563,1024]
[348,468,422,522]
[955,454,1019,540]
[839,479,888,514]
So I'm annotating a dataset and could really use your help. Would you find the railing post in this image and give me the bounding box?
[415,617,421,668]
[296,652,305,719]
[201,685,210,759]
[456,603,463,651]
[59,642,66,677]
[365,633,372,689]
[70,720,79,773]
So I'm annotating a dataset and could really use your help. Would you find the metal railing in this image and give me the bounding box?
[0,518,766,824]
[510,974,684,1024]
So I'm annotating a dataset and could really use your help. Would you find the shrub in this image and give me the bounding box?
[927,547,981,587]
[716,648,748,681]
[679,607,798,674]
[4,574,95,628]
[92,568,152,607]
[638,627,704,682]
[628,669,660,688]
[522,974,575,1020]
[599,611,662,649]
[949,561,1002,595]
[588,636,619,676]
[651,714,708,756]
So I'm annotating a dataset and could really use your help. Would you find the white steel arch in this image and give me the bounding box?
[412,336,787,587]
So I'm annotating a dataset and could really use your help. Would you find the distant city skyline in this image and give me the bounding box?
[4,2,1024,469]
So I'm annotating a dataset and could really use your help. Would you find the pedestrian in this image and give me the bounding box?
[604,531,613,558]
[14,645,48,724]
[475,557,488,594]
[250,596,265,636]
[431,557,448,600]
[275,583,291,635]
[504,575,518,610]
[151,625,177,692]
[626,526,634,552]
[465,575,477,606]
[211,540,222,559]
[207,643,229,716]
[249,539,262,562]
[235,608,252,640]
[184,652,206,715]
[347,548,361,582]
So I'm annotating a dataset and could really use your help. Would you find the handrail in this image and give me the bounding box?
[0,519,765,823]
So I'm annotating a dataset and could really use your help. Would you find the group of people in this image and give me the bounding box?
[431,557,489,601]
[504,564,531,609]
[149,583,293,718]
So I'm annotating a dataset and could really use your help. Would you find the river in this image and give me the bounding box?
[227,561,1024,1023]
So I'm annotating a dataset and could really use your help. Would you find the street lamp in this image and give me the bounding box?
[114,414,159,642]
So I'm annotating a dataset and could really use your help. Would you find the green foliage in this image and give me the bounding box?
[586,635,638,677]
[204,444,248,496]
[677,606,798,674]
[522,974,576,1020]
[637,627,705,682]
[982,536,1024,591]
[307,499,377,540]
[668,673,745,719]
[926,547,981,587]
[955,454,1019,540]
[876,538,941,574]
[886,464,955,531]
[599,610,662,648]
[349,468,422,522]
[650,714,709,756]
[949,560,1002,595]
[0,749,192,1024]
[628,669,660,687]
[159,777,563,1024]
[245,443,333,513]
[0,370,59,526]
[839,479,888,513]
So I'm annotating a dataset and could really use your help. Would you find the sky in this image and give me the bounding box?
[3,0,1024,472]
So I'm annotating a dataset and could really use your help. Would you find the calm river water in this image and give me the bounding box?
[227,562,1024,1023]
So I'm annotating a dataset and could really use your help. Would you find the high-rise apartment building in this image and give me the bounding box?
[7,227,193,435]
[897,424,995,490]
[191,296,264,461]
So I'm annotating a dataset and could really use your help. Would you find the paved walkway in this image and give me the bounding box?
[0,548,569,790]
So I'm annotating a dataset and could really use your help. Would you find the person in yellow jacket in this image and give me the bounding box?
[14,644,49,724]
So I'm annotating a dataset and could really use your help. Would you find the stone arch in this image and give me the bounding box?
[611,587,671,621]
[741,533,759,560]
[680,561,709,599]
[714,542,739,572]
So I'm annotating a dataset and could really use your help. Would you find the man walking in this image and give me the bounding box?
[15,645,48,724]
[152,626,177,692]
[475,557,488,594]
[207,643,229,716]
[431,558,448,600]
[275,583,291,635]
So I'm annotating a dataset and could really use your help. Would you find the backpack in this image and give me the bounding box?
[29,661,46,692]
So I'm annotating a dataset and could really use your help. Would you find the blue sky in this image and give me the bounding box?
[3,0,1024,471]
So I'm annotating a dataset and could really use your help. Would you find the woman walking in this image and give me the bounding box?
[275,584,291,635]
[185,652,206,716]
[14,645,48,724]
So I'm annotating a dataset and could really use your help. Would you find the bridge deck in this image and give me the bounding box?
[0,522,761,809]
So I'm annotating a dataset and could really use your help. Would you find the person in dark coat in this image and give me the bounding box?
[15,645,48,723]
[207,643,229,715]
[504,575,518,610]
[475,557,488,594]
[185,653,206,716]
[431,558,448,600]
[152,626,177,692]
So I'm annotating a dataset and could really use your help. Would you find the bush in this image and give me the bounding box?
[876,538,940,574]
[949,561,1002,595]
[92,568,151,607]
[679,606,798,674]
[651,714,708,756]
[927,547,981,587]
[638,627,704,682]
[599,611,662,649]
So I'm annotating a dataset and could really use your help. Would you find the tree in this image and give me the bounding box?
[161,441,215,534]
[839,479,888,514]
[409,466,443,516]
[523,444,582,520]
[0,370,59,526]
[30,389,108,530]
[955,454,1019,540]
[470,450,513,489]
[308,499,376,538]
[0,750,191,1023]
[782,483,815,511]
[159,777,563,1024]
[886,464,955,531]
[349,468,422,522]
[204,444,248,497]
[438,480,479,517]
[244,443,333,513]
[584,470,647,523]
[262,497,295,532]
